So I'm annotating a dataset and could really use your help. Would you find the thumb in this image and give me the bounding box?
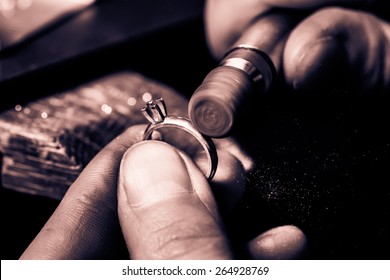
[117,140,232,259]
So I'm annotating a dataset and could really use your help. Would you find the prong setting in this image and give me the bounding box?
[141,97,218,181]
[141,97,167,124]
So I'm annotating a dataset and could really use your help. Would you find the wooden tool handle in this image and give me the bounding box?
[189,13,298,137]
[188,47,274,137]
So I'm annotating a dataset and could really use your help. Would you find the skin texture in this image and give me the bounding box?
[21,0,389,259]
[205,0,390,93]
[20,124,306,260]
[117,141,232,259]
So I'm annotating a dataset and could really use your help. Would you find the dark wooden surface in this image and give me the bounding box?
[1,1,389,261]
[0,71,189,199]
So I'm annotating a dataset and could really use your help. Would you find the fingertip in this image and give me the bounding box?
[284,34,348,93]
[117,140,232,259]
[286,40,349,94]
[248,225,308,260]
[210,151,246,216]
[283,8,351,93]
[118,140,192,207]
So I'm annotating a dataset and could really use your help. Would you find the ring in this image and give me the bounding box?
[142,97,218,180]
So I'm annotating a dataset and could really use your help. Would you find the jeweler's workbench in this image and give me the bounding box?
[0,72,189,199]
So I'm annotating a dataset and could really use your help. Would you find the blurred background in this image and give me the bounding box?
[1,0,389,260]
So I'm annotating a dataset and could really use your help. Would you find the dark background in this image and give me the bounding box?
[1,0,389,260]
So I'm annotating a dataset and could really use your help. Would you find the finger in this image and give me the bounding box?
[20,125,147,260]
[208,151,246,215]
[204,0,374,59]
[205,0,268,58]
[232,12,300,71]
[261,0,373,10]
[247,225,308,259]
[208,138,253,217]
[117,140,232,259]
[283,7,390,93]
[156,127,254,217]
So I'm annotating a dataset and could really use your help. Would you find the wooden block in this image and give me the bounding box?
[0,71,188,199]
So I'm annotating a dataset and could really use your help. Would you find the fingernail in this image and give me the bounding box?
[119,141,192,206]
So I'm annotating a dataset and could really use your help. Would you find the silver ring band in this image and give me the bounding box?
[142,98,218,180]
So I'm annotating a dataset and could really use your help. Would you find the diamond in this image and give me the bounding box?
[141,97,167,124]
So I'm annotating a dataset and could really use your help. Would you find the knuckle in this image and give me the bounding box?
[145,219,226,259]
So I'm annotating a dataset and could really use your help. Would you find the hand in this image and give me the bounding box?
[19,125,307,259]
[205,0,390,93]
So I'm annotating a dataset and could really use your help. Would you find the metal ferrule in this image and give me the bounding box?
[222,57,264,83]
